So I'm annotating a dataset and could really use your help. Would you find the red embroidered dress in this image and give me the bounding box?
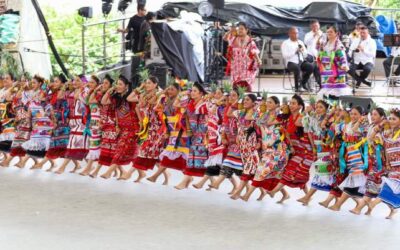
[280,114,314,189]
[111,97,140,165]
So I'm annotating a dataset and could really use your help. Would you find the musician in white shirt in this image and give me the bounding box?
[348,26,377,87]
[281,27,314,92]
[304,19,323,88]
[383,44,400,80]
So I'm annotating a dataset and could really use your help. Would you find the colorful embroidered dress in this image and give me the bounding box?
[204,101,225,176]
[183,99,208,177]
[86,91,102,161]
[280,114,314,189]
[364,125,386,198]
[64,89,89,161]
[98,96,117,167]
[252,110,288,191]
[159,95,189,171]
[378,129,400,209]
[235,109,261,181]
[317,39,351,97]
[45,90,70,159]
[337,122,368,197]
[308,113,335,192]
[134,91,166,171]
[0,87,15,152]
[228,36,260,89]
[10,90,34,157]
[221,103,242,175]
[22,99,53,158]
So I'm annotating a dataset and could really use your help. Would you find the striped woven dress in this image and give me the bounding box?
[378,129,400,209]
[183,99,209,177]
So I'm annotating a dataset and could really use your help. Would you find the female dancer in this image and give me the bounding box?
[80,75,102,176]
[147,83,188,184]
[100,75,140,179]
[55,75,89,174]
[31,74,70,170]
[9,76,34,168]
[230,94,261,200]
[224,22,262,91]
[317,25,350,97]
[269,95,313,203]
[89,75,117,178]
[368,109,400,219]
[350,108,387,215]
[242,96,289,202]
[22,77,53,160]
[297,100,334,205]
[174,83,209,190]
[329,106,369,211]
[209,89,240,194]
[0,72,17,166]
[318,106,349,208]
[193,87,226,190]
[133,76,166,183]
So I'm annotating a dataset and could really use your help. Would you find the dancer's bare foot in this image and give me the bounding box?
[69,162,81,173]
[349,208,361,215]
[79,166,93,176]
[257,189,267,201]
[328,205,340,211]
[174,177,193,190]
[192,183,203,189]
[277,192,290,204]
[55,167,66,175]
[0,158,11,167]
[31,161,44,170]
[297,197,311,206]
[147,175,157,183]
[162,171,170,186]
[318,199,332,208]
[241,195,250,202]
[386,209,397,219]
[230,193,241,200]
[134,170,146,183]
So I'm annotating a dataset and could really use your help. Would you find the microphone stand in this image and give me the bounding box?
[351,49,356,95]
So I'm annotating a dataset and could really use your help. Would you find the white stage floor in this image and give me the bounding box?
[0,159,399,250]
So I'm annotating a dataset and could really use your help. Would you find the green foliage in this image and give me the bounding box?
[262,90,268,101]
[210,83,218,93]
[0,45,22,79]
[44,7,121,76]
[138,68,150,83]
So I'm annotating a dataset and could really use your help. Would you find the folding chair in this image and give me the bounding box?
[282,60,295,91]
[387,55,400,96]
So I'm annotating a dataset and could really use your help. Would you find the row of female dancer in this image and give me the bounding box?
[0,72,399,219]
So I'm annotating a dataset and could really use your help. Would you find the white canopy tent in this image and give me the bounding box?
[6,0,52,78]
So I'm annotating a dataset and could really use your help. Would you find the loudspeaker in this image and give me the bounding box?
[78,7,93,18]
[339,96,374,114]
[146,63,171,89]
[208,0,224,9]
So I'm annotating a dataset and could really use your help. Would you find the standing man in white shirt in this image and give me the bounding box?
[304,20,323,88]
[281,27,314,92]
[348,26,377,88]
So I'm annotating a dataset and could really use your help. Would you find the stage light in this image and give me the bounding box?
[118,0,132,13]
[78,7,93,18]
[102,0,114,16]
